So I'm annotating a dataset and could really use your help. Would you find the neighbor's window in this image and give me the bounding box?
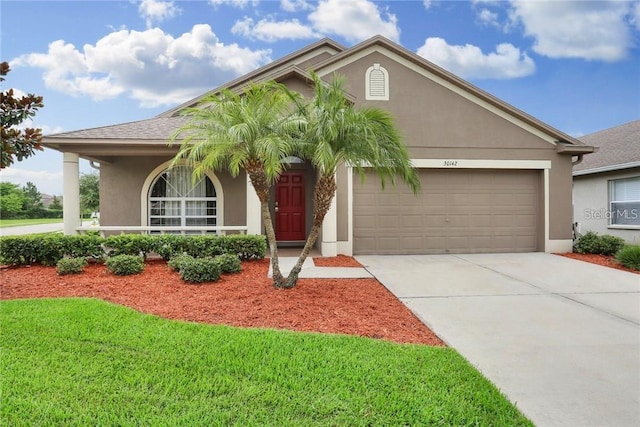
[610,176,640,226]
[149,166,216,231]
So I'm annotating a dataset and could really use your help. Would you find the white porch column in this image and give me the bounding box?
[63,152,81,235]
[246,174,262,235]
[321,181,338,257]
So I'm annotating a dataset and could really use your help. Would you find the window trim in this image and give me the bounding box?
[608,176,640,229]
[141,161,224,229]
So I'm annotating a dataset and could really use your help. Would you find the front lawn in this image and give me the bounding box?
[0,218,63,228]
[1,298,532,426]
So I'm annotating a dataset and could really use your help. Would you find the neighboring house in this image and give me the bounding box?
[43,35,593,256]
[573,120,640,244]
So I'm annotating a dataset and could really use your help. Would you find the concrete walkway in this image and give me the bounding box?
[268,256,372,278]
[0,221,93,236]
[356,253,640,427]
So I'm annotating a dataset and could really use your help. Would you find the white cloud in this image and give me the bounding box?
[232,16,320,42]
[308,0,400,43]
[422,0,433,10]
[477,8,499,28]
[138,0,181,28]
[280,0,312,12]
[508,0,634,61]
[631,1,640,30]
[12,25,271,108]
[417,37,535,80]
[209,0,259,8]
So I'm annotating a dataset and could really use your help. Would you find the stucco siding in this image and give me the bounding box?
[573,168,640,244]
[100,156,247,228]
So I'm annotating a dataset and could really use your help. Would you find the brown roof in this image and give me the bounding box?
[573,120,640,175]
[45,116,188,141]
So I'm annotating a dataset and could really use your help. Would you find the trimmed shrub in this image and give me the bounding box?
[167,253,195,272]
[180,257,221,284]
[154,235,190,261]
[104,234,156,259]
[106,255,144,276]
[574,231,626,256]
[225,234,267,260]
[615,245,640,271]
[56,257,88,275]
[214,253,242,274]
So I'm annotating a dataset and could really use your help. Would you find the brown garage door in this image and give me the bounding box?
[353,169,541,255]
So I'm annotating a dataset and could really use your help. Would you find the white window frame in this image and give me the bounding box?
[365,63,389,101]
[141,162,224,231]
[609,176,640,228]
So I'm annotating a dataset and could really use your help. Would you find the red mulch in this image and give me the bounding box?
[557,252,640,274]
[0,259,443,346]
[312,255,363,267]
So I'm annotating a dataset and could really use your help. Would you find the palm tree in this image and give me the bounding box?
[170,82,305,285]
[279,73,420,288]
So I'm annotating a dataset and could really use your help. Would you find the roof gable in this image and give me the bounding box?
[159,38,344,118]
[314,35,587,148]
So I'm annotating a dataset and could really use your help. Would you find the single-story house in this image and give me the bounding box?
[43,35,594,256]
[573,120,640,244]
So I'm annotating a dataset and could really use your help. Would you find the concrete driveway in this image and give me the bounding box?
[356,253,640,427]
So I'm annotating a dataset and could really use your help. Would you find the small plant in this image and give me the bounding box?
[615,245,640,271]
[213,253,242,274]
[167,253,195,272]
[56,257,88,275]
[180,257,221,284]
[106,255,144,276]
[574,231,625,255]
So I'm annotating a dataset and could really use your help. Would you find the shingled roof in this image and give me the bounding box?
[45,116,188,141]
[574,120,640,175]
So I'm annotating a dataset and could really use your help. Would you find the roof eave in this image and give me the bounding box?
[573,161,640,176]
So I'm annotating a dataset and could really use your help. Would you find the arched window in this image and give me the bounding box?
[148,165,217,230]
[365,63,389,101]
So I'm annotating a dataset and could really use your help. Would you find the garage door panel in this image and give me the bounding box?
[354,169,540,254]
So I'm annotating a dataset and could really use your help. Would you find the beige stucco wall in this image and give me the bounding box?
[324,50,575,245]
[573,168,640,244]
[100,156,247,228]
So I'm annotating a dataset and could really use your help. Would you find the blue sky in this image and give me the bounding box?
[1,0,639,195]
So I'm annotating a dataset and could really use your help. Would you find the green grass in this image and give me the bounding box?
[1,298,532,426]
[0,218,63,228]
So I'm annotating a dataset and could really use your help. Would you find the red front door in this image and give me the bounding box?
[275,172,306,241]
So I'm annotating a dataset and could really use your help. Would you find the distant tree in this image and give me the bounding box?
[0,182,26,218]
[79,173,100,214]
[1,61,45,169]
[49,195,63,211]
[22,181,43,210]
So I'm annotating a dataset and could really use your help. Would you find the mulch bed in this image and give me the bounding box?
[557,252,640,274]
[312,255,363,267]
[0,258,443,346]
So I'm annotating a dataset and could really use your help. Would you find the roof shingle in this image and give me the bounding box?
[574,120,640,173]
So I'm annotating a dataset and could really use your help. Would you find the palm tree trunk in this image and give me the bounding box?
[280,173,336,289]
[246,162,285,287]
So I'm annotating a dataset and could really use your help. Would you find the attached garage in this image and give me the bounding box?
[353,169,542,255]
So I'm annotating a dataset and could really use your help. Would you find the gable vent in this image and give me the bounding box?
[365,63,389,101]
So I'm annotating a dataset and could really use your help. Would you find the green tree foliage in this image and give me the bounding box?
[0,182,26,218]
[22,181,43,210]
[1,61,44,169]
[79,173,100,213]
[49,195,63,211]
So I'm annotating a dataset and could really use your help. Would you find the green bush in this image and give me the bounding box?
[105,255,144,276]
[56,257,88,275]
[0,233,266,266]
[167,253,195,272]
[179,257,221,284]
[104,234,156,259]
[615,245,640,270]
[574,231,626,255]
[214,253,242,274]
